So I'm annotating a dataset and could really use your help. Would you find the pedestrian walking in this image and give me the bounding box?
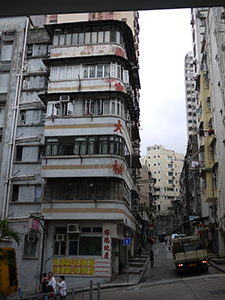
[165,236,168,245]
[56,276,67,300]
[149,249,154,267]
[46,271,57,300]
[137,242,142,259]
[40,273,48,293]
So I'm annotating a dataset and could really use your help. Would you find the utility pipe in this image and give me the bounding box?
[4,17,30,219]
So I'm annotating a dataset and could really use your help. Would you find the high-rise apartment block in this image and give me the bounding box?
[141,145,184,215]
[184,51,198,138]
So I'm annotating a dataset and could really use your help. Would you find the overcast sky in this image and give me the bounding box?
[138,9,192,157]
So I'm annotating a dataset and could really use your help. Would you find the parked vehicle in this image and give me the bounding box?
[172,235,208,274]
[0,247,18,296]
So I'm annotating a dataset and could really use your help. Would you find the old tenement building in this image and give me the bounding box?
[0,16,141,293]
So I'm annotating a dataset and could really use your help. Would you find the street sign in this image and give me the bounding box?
[189,216,199,221]
[123,237,131,246]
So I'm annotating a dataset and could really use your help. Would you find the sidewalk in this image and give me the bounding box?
[101,244,151,289]
[208,253,225,273]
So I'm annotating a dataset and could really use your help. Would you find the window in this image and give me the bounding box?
[167,156,173,161]
[45,138,58,156]
[27,45,33,57]
[12,185,19,202]
[51,63,126,81]
[16,146,23,161]
[84,99,122,116]
[78,33,84,44]
[53,226,102,257]
[35,185,42,202]
[168,172,173,176]
[52,27,124,47]
[69,234,78,255]
[54,227,67,256]
[20,110,26,125]
[0,61,11,73]
[46,101,73,117]
[168,180,174,184]
[200,19,206,26]
[24,235,37,257]
[168,164,173,168]
[79,236,102,256]
[46,178,121,201]
[0,128,2,142]
[0,93,7,103]
[23,80,29,89]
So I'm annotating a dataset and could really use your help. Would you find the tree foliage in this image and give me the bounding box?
[0,218,20,262]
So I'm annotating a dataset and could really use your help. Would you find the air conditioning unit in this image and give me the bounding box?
[56,234,65,241]
[60,95,70,102]
[67,223,79,233]
[54,29,62,34]
[172,176,175,179]
[1,64,11,72]
[221,12,225,19]
[22,65,27,72]
[28,235,36,242]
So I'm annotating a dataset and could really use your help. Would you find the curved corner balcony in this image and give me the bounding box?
[50,43,127,60]
[48,77,127,94]
[42,200,136,230]
[41,155,133,186]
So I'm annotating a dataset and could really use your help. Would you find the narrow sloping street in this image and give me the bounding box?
[96,243,225,300]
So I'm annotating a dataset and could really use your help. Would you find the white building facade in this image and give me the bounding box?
[141,145,184,215]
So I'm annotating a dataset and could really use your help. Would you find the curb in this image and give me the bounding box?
[208,259,225,274]
[101,256,150,290]
[138,256,150,284]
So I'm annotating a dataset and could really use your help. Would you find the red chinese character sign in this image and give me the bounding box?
[114,120,123,134]
[28,218,39,231]
[103,228,111,260]
[112,160,123,175]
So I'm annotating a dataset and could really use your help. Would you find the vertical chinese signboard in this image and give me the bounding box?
[95,224,111,277]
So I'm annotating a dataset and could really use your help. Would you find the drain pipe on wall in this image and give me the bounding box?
[2,17,30,219]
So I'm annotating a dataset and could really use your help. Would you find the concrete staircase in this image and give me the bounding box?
[126,245,151,274]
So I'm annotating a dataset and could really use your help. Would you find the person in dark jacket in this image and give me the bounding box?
[149,249,154,267]
[40,273,48,293]
[137,242,142,259]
